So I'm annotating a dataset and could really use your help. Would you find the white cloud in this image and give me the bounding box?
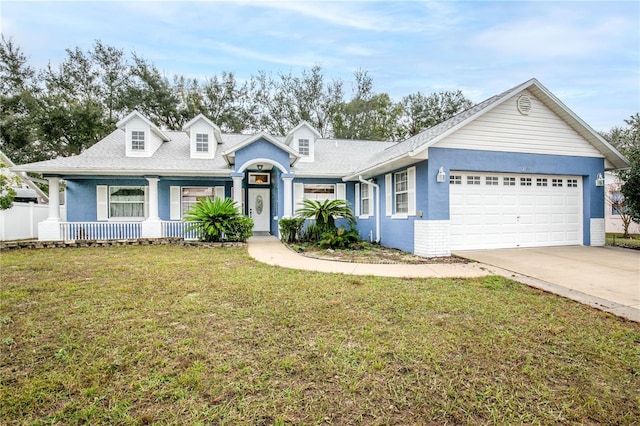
[473,9,633,60]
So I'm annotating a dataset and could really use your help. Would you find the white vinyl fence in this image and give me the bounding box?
[0,202,67,241]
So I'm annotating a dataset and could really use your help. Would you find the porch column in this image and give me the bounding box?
[282,174,294,218]
[38,177,62,240]
[46,177,61,221]
[146,177,160,220]
[231,173,244,214]
[141,176,162,238]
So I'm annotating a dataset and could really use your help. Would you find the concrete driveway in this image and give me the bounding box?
[455,246,640,322]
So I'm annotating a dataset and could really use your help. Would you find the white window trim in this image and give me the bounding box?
[131,130,145,151]
[360,182,371,218]
[170,185,226,219]
[386,166,416,219]
[97,185,147,221]
[195,133,209,153]
[298,138,310,156]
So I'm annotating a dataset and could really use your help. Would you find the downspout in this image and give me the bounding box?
[358,175,380,243]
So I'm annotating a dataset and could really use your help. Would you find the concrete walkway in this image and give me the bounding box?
[247,236,640,323]
[247,235,505,278]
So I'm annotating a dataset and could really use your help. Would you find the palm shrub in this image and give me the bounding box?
[184,197,253,242]
[295,199,356,237]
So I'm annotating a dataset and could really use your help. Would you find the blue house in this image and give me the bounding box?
[14,79,628,256]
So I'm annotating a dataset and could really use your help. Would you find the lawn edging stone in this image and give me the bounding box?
[0,238,246,251]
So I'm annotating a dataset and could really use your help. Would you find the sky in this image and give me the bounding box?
[1,0,639,132]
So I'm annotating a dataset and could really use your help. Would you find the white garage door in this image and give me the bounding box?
[450,172,582,250]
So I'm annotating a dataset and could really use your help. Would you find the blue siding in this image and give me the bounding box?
[374,163,427,253]
[65,177,231,222]
[66,177,148,222]
[235,139,291,173]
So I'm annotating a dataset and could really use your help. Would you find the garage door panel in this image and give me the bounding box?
[450,172,582,250]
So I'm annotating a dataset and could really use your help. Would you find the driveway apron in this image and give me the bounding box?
[455,246,640,322]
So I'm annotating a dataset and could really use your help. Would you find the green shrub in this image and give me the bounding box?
[184,197,253,242]
[279,217,305,243]
[224,216,254,242]
[319,227,361,249]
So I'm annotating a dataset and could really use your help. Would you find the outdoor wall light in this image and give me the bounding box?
[595,173,605,187]
[436,166,446,183]
[257,164,263,171]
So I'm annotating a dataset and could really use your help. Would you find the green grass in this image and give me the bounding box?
[1,246,639,425]
[607,233,640,249]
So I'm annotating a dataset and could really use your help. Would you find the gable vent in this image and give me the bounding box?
[517,95,532,115]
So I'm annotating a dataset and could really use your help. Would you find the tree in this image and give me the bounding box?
[607,180,634,238]
[121,54,181,129]
[89,40,130,123]
[250,66,343,136]
[621,147,640,225]
[331,69,401,141]
[604,114,640,225]
[398,90,473,138]
[0,161,18,210]
[0,36,42,164]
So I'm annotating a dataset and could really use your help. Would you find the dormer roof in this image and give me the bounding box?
[116,110,170,142]
[222,132,301,166]
[284,121,321,146]
[182,113,223,144]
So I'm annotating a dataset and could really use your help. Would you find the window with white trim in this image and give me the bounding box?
[395,170,408,214]
[567,179,578,188]
[304,184,335,202]
[520,177,532,186]
[131,131,145,150]
[536,178,548,187]
[361,183,370,216]
[298,138,310,156]
[552,178,563,187]
[181,187,215,214]
[385,167,416,217]
[503,177,516,186]
[195,133,209,152]
[109,186,145,218]
[450,175,462,185]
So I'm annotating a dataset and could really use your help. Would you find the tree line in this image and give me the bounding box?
[0,36,473,164]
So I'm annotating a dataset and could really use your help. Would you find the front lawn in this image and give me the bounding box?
[1,246,639,425]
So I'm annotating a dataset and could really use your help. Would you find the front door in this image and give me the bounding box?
[248,188,270,233]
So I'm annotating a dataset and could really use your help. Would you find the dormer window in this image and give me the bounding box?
[131,131,145,150]
[196,133,209,152]
[298,138,310,156]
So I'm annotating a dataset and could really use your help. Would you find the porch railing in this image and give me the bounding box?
[161,221,205,240]
[61,222,142,241]
[59,221,205,241]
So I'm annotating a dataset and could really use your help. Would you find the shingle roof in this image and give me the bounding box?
[13,129,393,177]
[13,78,628,177]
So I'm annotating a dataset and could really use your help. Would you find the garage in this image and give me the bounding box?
[449,172,582,250]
